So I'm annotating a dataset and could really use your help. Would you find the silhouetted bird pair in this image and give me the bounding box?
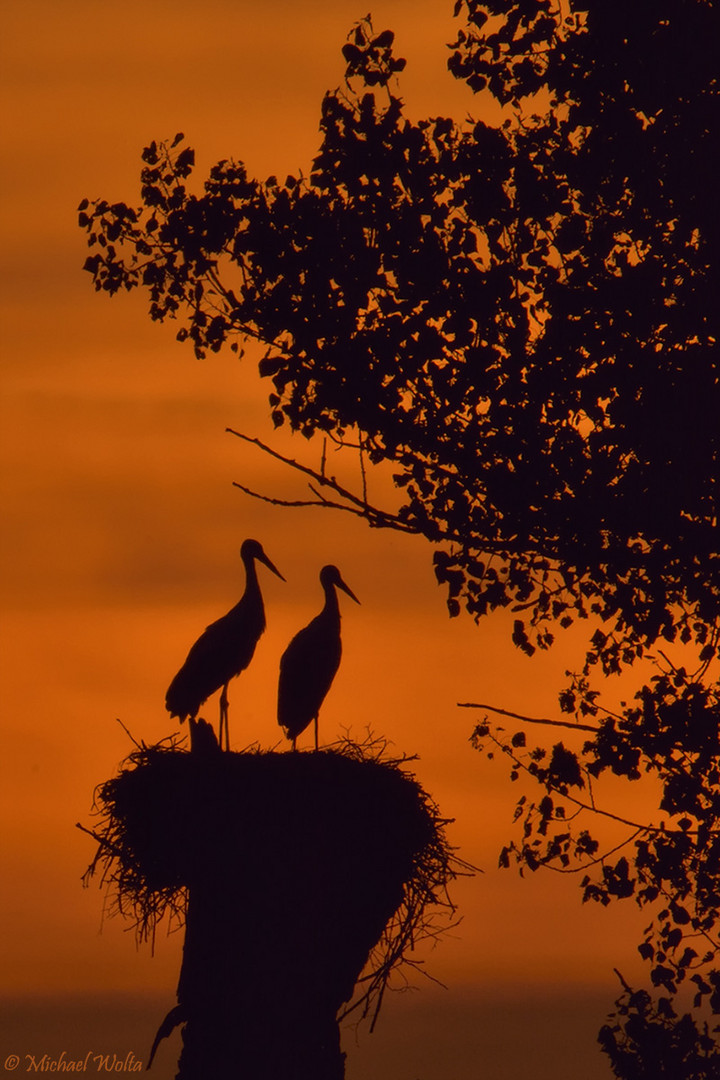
[164,539,359,751]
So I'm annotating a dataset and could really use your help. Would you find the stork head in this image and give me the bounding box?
[320,564,360,604]
[241,538,286,581]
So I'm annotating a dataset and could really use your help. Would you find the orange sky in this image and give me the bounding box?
[1,3,653,1077]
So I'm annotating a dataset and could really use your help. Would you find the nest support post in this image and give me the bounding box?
[177,876,347,1079]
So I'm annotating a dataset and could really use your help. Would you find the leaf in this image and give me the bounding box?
[175,148,195,177]
[548,744,583,789]
[650,965,677,993]
[512,619,535,657]
[342,43,362,64]
[669,903,691,926]
[141,141,158,165]
[373,29,394,48]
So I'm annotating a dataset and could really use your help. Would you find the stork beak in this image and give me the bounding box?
[337,576,360,604]
[259,550,286,582]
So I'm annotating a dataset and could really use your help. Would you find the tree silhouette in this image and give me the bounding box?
[80,2,719,1072]
[599,970,720,1080]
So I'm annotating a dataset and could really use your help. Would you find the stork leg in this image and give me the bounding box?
[219,684,230,751]
[314,715,319,751]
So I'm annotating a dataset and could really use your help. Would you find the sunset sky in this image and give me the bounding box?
[1,3,653,1076]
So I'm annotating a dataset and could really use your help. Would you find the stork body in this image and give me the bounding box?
[278,565,359,751]
[166,539,285,750]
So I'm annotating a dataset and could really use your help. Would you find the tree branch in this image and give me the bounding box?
[541,827,646,875]
[232,480,383,522]
[458,701,600,734]
[226,427,418,532]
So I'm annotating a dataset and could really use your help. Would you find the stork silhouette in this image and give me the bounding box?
[278,565,360,751]
[166,539,285,750]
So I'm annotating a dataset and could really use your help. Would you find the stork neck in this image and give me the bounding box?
[323,583,341,620]
[243,555,262,600]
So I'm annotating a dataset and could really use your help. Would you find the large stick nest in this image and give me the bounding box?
[81,733,471,1026]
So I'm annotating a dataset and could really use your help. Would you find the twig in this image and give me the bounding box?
[75,821,124,860]
[458,701,600,734]
[359,437,368,507]
[541,827,645,875]
[478,727,657,833]
[232,481,372,520]
[116,718,142,748]
[226,428,417,532]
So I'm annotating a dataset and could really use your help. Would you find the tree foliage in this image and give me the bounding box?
[599,970,720,1080]
[472,663,720,1057]
[80,2,720,1073]
[80,3,719,676]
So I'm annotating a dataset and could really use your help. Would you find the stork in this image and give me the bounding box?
[278,565,360,751]
[165,539,285,750]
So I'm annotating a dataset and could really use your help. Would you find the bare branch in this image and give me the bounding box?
[232,480,381,522]
[116,717,142,748]
[226,427,418,533]
[458,701,600,734]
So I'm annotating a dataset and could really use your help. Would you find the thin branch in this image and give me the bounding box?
[201,268,282,352]
[458,701,600,734]
[326,430,364,450]
[75,822,124,861]
[478,727,657,833]
[227,428,359,501]
[232,480,380,522]
[308,483,336,504]
[116,717,142,748]
[226,428,417,533]
[359,436,368,507]
[542,827,645,875]
[510,579,569,612]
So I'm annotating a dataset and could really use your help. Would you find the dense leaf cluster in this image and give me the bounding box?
[80,3,719,1073]
[600,975,720,1080]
